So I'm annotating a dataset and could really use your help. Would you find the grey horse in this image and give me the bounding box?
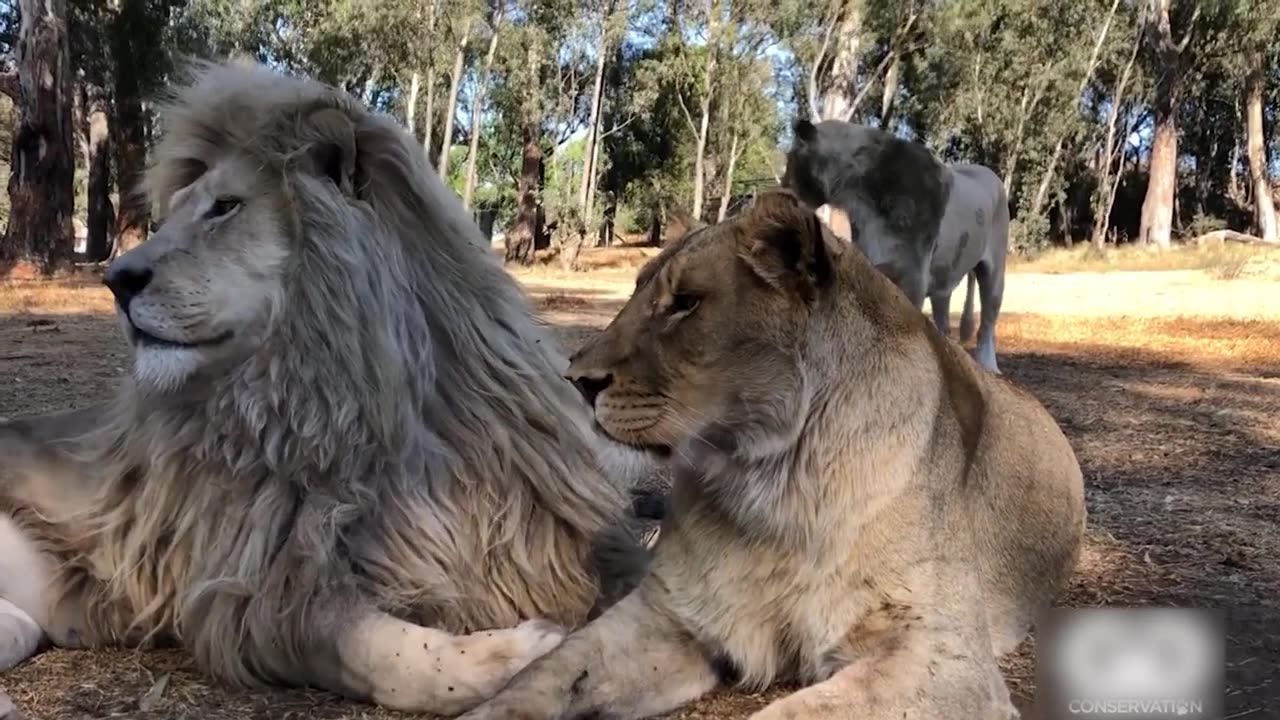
[783,119,1010,373]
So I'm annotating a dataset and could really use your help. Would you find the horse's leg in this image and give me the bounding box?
[973,260,1004,374]
[958,272,977,342]
[929,291,953,337]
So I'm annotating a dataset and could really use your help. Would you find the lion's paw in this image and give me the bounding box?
[503,619,565,673]
[0,602,42,672]
[0,690,26,720]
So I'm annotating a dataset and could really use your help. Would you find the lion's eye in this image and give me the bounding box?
[670,293,700,315]
[206,196,243,220]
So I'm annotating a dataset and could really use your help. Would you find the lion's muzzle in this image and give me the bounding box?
[568,372,613,408]
[103,255,154,312]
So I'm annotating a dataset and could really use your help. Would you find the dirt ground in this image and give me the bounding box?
[1,250,1278,719]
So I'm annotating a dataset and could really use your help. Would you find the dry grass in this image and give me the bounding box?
[1,263,1278,719]
[1008,242,1280,277]
[0,276,112,316]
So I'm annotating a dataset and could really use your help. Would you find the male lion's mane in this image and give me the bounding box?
[12,59,632,688]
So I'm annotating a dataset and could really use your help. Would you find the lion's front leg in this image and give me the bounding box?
[326,610,566,716]
[749,618,1017,720]
[0,513,53,671]
[458,584,721,720]
[0,600,41,672]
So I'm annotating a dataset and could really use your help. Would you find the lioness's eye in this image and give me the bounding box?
[670,293,700,314]
[206,196,243,219]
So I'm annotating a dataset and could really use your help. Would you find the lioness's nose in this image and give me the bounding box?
[568,372,612,407]
[103,256,154,309]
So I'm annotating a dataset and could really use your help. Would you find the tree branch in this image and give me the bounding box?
[842,51,895,122]
[1194,229,1279,246]
[841,10,919,122]
[1175,4,1201,54]
[807,2,840,120]
[599,112,636,139]
[674,84,698,135]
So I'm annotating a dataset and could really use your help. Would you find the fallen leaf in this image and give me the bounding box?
[138,673,170,712]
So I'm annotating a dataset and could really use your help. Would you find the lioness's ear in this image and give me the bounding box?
[739,189,835,301]
[303,108,357,194]
[793,119,817,143]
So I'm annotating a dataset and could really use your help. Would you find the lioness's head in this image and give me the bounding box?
[103,67,365,393]
[566,189,876,457]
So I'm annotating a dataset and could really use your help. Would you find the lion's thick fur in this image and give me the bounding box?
[0,60,646,699]
[460,189,1086,720]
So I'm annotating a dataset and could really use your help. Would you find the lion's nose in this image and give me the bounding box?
[103,259,154,310]
[569,373,613,407]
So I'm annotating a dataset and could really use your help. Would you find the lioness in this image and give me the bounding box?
[459,188,1086,720]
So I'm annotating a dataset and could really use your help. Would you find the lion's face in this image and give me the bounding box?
[103,154,291,391]
[565,190,840,457]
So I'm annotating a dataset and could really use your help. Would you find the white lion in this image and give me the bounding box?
[0,59,655,716]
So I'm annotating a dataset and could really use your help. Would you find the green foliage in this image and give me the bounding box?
[13,0,1280,257]
[1011,213,1049,254]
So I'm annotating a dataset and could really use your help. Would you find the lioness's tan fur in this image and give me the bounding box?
[0,59,652,715]
[460,188,1086,720]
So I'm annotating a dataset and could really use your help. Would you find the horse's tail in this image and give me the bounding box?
[959,271,977,343]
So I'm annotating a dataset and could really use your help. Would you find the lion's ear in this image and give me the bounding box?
[738,189,836,302]
[303,108,357,194]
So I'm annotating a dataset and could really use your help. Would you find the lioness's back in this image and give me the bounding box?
[967,372,1086,655]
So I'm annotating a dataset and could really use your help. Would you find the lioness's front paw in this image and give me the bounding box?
[448,619,565,714]
[457,691,565,720]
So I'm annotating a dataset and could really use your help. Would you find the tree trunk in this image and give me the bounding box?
[1002,84,1039,191]
[1227,136,1243,205]
[3,0,75,273]
[1245,64,1277,244]
[506,127,541,265]
[506,36,543,266]
[689,1,720,222]
[1091,19,1141,250]
[82,79,114,262]
[597,191,615,247]
[423,71,436,160]
[1139,105,1178,249]
[421,0,439,161]
[405,71,420,134]
[1030,135,1066,217]
[878,51,900,130]
[585,111,604,218]
[1138,88,1177,248]
[819,0,862,121]
[716,130,740,222]
[437,19,471,181]
[1137,0,1190,249]
[462,10,502,211]
[477,206,497,243]
[110,0,150,255]
[577,3,613,214]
